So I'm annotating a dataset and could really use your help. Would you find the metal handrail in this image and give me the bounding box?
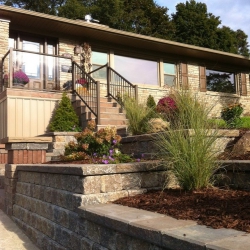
[72,61,100,125]
[107,65,138,104]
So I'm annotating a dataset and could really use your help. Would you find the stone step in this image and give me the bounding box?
[99,118,127,126]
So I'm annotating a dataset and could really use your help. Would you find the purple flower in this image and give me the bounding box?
[108,156,114,161]
[93,153,97,157]
[113,140,117,145]
[109,149,113,156]
[136,158,141,162]
[13,70,29,84]
[102,159,109,164]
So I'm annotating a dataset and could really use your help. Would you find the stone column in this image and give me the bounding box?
[0,18,10,88]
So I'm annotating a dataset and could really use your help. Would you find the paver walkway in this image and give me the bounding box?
[0,190,38,250]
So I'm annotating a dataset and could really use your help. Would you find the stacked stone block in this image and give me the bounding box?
[9,163,167,249]
[4,164,18,215]
[45,132,77,161]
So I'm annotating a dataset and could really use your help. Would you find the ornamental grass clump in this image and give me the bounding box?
[123,96,154,135]
[155,91,220,191]
[221,103,243,128]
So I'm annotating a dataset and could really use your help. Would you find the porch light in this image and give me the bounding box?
[74,45,81,55]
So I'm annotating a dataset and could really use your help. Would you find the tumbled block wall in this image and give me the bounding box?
[6,163,167,249]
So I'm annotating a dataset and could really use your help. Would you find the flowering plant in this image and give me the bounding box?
[13,70,29,85]
[156,96,177,113]
[76,78,87,86]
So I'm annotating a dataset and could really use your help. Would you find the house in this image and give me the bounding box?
[0,5,250,140]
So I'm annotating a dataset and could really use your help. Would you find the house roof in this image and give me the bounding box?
[0,5,250,72]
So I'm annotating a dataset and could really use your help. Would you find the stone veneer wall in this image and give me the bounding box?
[5,163,167,249]
[0,18,10,87]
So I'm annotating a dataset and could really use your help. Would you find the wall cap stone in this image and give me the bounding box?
[13,162,166,176]
[78,203,248,250]
[1,137,52,144]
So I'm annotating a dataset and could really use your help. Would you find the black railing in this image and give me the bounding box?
[89,64,138,104]
[72,61,100,124]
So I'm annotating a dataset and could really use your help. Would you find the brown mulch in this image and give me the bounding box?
[113,188,250,233]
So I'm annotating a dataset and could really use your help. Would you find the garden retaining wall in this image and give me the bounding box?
[2,161,250,249]
[121,129,240,158]
[5,162,167,249]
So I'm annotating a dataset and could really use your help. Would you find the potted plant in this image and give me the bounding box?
[13,70,29,86]
[76,78,88,94]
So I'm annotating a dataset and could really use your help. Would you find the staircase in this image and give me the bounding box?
[72,96,128,135]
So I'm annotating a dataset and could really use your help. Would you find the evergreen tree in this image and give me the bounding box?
[49,92,81,132]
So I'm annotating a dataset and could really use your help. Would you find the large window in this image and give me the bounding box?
[114,55,158,85]
[206,69,236,93]
[22,40,40,78]
[92,51,108,79]
[164,62,176,87]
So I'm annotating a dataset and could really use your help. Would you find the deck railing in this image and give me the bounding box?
[1,48,72,92]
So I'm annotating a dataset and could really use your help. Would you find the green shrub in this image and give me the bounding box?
[146,95,156,109]
[49,92,81,132]
[123,96,153,135]
[221,103,243,128]
[155,91,220,191]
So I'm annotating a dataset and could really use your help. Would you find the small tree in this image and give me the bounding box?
[49,92,80,132]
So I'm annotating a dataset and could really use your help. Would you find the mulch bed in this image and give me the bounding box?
[113,188,250,233]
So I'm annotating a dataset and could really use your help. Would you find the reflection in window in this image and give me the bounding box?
[206,69,235,93]
[164,63,176,86]
[8,38,15,49]
[92,51,107,79]
[47,45,54,80]
[114,55,158,85]
[22,41,40,78]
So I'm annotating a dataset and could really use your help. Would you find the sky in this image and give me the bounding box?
[155,0,250,43]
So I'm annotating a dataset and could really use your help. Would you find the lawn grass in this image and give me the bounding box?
[209,116,250,129]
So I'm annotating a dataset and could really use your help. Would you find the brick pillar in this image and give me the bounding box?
[6,142,49,164]
[0,144,8,164]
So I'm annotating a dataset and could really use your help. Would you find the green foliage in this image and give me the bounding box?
[146,95,158,119]
[146,95,156,109]
[221,103,244,128]
[72,120,121,156]
[49,92,81,132]
[63,120,136,163]
[172,0,221,49]
[171,0,249,56]
[155,91,220,191]
[123,96,153,135]
[239,117,250,128]
[58,0,87,19]
[3,0,249,55]
[1,0,64,14]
